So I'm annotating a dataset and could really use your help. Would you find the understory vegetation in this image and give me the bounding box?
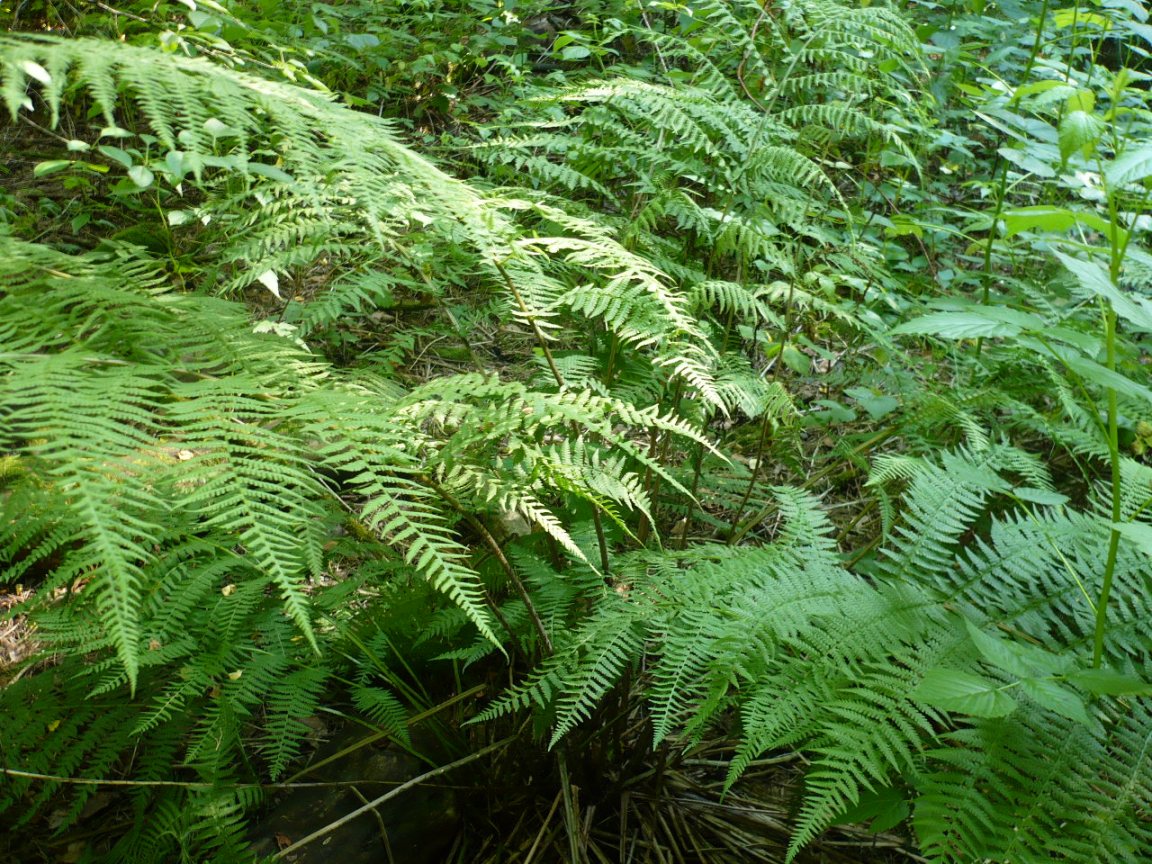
[1,0,1151,861]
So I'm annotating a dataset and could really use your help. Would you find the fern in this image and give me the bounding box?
[481,445,1152,860]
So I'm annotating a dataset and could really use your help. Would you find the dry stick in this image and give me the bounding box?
[282,684,484,784]
[493,259,565,388]
[273,736,514,860]
[349,786,394,864]
[524,790,564,864]
[558,752,583,864]
[0,769,400,791]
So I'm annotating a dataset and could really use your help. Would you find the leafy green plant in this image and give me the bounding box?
[4,1,1152,862]
[480,443,1152,861]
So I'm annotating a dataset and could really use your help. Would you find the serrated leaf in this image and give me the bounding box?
[1021,678,1091,725]
[1055,251,1152,332]
[1058,110,1104,162]
[1068,667,1152,696]
[965,619,1062,677]
[893,307,1044,339]
[998,145,1057,178]
[913,668,1018,717]
[1106,146,1152,187]
[1113,521,1152,556]
[1062,351,1152,403]
[1001,205,1116,239]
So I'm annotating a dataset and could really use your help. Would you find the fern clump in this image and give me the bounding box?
[479,445,1152,861]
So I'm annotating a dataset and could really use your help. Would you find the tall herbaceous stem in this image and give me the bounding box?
[975,0,1049,360]
[1091,172,1131,667]
[1083,4,1152,667]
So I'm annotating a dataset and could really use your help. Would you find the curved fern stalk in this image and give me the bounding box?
[492,196,725,410]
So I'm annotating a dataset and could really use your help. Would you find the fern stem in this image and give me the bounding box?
[1093,303,1122,669]
[524,789,564,864]
[643,379,685,546]
[1092,170,1139,668]
[493,259,565,390]
[557,750,584,864]
[593,508,611,576]
[429,478,553,655]
[493,259,612,571]
[727,405,773,544]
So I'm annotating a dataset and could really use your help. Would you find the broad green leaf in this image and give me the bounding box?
[885,216,923,238]
[834,786,909,833]
[965,619,1063,677]
[1052,9,1112,29]
[1058,110,1104,162]
[204,117,242,137]
[1106,146,1152,187]
[1062,351,1152,404]
[893,307,1044,339]
[1066,88,1095,114]
[98,144,134,168]
[1001,205,1116,240]
[1012,486,1068,506]
[998,146,1057,178]
[1113,521,1152,556]
[1054,252,1152,332]
[343,33,380,50]
[913,668,1018,718]
[1021,678,1091,725]
[248,162,295,184]
[164,150,185,179]
[1011,79,1071,102]
[844,387,899,421]
[33,159,72,177]
[127,164,155,189]
[1068,667,1152,696]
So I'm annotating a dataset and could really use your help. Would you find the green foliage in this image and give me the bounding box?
[4,0,1152,862]
[484,446,1152,861]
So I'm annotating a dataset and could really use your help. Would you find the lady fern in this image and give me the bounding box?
[478,444,1152,861]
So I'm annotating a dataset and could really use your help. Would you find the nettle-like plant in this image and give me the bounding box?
[895,0,1152,667]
